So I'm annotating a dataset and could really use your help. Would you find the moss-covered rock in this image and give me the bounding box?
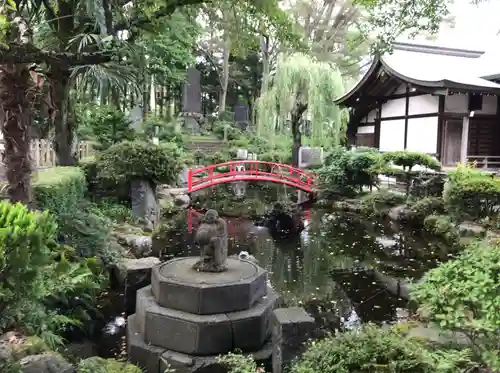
[77,357,141,373]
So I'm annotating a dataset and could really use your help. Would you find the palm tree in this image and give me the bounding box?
[0,14,38,204]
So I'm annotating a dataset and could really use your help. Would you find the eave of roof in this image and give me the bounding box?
[334,58,382,106]
[335,42,500,106]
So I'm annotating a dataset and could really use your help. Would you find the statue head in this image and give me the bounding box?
[203,209,219,224]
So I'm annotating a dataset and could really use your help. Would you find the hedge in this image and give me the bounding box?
[444,167,500,219]
[33,166,87,215]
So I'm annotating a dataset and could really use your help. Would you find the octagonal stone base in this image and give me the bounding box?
[135,285,279,355]
[151,257,267,315]
[128,315,273,373]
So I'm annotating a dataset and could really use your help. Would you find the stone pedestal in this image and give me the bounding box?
[271,308,315,373]
[128,257,279,373]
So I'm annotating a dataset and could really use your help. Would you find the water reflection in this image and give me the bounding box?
[165,206,452,335]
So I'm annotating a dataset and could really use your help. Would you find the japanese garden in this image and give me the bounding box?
[0,0,499,372]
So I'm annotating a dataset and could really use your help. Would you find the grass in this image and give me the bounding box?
[188,134,219,141]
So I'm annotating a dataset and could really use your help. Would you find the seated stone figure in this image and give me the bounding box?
[193,209,228,272]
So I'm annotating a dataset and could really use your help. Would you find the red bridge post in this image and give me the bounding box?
[187,168,193,193]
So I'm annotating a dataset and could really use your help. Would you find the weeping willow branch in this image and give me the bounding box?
[256,53,348,148]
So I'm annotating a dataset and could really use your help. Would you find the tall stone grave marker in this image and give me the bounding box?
[180,67,202,134]
[233,100,250,131]
[298,146,324,169]
[129,105,143,131]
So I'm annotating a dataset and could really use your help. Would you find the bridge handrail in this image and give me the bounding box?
[190,160,313,177]
[187,160,317,193]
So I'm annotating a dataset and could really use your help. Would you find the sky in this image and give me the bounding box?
[410,0,500,50]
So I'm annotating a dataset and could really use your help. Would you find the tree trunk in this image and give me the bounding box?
[0,64,35,204]
[291,104,307,167]
[50,67,74,165]
[219,36,231,115]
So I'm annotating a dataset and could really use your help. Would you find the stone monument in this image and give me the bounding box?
[127,209,279,373]
[178,67,203,134]
[233,100,250,131]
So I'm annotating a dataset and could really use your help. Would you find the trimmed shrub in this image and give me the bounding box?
[79,156,129,202]
[444,167,500,220]
[359,190,406,217]
[33,167,86,215]
[96,140,184,186]
[381,151,441,171]
[318,147,382,196]
[407,197,444,223]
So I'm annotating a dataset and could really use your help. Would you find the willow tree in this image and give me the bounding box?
[257,53,346,166]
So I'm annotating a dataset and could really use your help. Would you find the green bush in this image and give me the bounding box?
[444,167,500,220]
[407,197,445,223]
[140,117,185,148]
[381,151,441,171]
[79,156,129,202]
[411,240,500,370]
[359,190,406,217]
[291,324,471,373]
[96,140,184,185]
[213,120,241,140]
[318,147,382,196]
[217,352,260,373]
[0,201,102,348]
[80,105,136,150]
[423,214,459,245]
[77,357,141,373]
[33,167,87,215]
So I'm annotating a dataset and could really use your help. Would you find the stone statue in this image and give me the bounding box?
[193,209,228,272]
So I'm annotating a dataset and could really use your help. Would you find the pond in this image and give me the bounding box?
[92,184,455,358]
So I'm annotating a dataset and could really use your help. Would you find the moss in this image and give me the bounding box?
[423,214,460,246]
[77,357,141,373]
[406,197,444,223]
[358,190,406,217]
[33,167,86,215]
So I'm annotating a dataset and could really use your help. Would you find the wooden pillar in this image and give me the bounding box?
[460,115,470,164]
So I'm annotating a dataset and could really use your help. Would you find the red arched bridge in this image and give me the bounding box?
[187,160,317,194]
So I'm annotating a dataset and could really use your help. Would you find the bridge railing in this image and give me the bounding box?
[187,160,316,193]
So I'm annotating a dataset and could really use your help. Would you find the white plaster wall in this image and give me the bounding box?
[381,98,406,118]
[445,94,497,114]
[379,119,405,151]
[406,116,438,154]
[408,95,439,115]
[357,125,375,134]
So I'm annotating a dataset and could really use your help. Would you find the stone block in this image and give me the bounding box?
[159,339,273,373]
[228,290,279,351]
[114,257,160,314]
[271,307,315,373]
[127,314,166,373]
[136,286,233,356]
[151,257,267,315]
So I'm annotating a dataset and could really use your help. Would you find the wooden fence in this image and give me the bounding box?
[1,139,94,169]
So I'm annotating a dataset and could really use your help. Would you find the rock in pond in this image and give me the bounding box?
[459,221,486,237]
[116,234,153,258]
[19,354,74,373]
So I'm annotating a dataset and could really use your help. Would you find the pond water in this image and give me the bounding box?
[92,184,455,358]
